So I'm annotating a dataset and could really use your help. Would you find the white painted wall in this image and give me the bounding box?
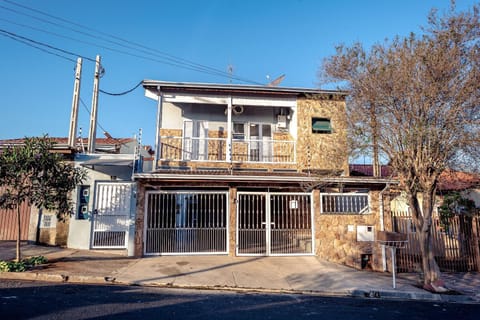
[67,154,135,250]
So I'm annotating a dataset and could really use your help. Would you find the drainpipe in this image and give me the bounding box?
[379,183,390,271]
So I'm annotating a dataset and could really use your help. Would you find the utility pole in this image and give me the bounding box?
[68,57,82,148]
[88,55,101,153]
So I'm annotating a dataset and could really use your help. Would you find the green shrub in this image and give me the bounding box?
[0,256,47,272]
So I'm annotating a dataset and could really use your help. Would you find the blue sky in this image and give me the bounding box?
[0,0,477,148]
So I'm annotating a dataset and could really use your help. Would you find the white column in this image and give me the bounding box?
[154,88,163,168]
[226,96,233,163]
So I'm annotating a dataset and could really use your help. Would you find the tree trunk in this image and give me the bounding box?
[407,188,447,292]
[419,189,446,292]
[15,204,22,262]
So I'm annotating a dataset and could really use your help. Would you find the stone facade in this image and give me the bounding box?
[314,190,387,271]
[296,97,349,174]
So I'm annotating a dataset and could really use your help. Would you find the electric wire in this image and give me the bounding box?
[0,26,139,96]
[78,97,131,147]
[99,81,143,96]
[0,28,96,62]
[0,18,232,79]
[0,30,76,63]
[0,6,255,82]
[3,0,246,81]
[1,0,263,85]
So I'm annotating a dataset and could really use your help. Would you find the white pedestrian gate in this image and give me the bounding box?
[91,182,135,249]
[237,192,313,256]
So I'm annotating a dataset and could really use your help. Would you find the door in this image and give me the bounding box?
[91,182,135,249]
[184,120,208,160]
[248,123,272,162]
[237,192,313,256]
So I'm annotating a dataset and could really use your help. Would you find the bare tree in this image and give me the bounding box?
[319,3,480,292]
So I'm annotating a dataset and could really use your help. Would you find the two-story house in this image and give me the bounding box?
[132,81,396,271]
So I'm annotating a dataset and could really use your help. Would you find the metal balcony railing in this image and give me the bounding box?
[159,136,296,163]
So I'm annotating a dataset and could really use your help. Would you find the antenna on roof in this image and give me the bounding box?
[267,74,286,87]
[227,64,234,83]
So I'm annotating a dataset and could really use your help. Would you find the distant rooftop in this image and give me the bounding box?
[349,164,479,191]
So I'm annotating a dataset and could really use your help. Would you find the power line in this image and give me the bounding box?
[0,28,96,62]
[0,30,76,63]
[3,0,237,78]
[99,81,143,96]
[0,4,255,82]
[1,0,263,85]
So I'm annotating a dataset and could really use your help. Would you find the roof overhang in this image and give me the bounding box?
[80,158,133,169]
[142,80,348,100]
[134,172,397,187]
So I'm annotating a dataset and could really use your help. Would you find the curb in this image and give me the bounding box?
[0,272,477,304]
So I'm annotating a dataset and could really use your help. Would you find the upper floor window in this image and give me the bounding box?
[233,122,245,140]
[312,118,332,134]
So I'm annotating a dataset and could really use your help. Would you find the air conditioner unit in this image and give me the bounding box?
[277,115,287,129]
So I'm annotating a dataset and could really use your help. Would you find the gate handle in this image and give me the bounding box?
[261,222,275,225]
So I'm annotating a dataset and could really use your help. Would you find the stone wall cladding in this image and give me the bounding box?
[296,97,349,174]
[134,183,145,257]
[314,191,384,270]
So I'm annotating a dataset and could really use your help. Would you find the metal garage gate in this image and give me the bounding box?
[144,191,229,255]
[0,186,31,241]
[237,192,313,256]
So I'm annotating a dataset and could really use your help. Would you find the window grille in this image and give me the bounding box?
[321,193,369,214]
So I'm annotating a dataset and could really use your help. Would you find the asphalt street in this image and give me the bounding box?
[1,280,479,320]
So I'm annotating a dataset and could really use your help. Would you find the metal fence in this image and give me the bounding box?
[391,211,480,272]
[144,191,229,255]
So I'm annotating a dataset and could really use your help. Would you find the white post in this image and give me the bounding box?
[391,246,397,289]
[68,57,82,148]
[154,89,163,169]
[88,55,101,153]
[226,97,233,163]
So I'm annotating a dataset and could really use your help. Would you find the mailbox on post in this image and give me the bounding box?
[377,231,408,289]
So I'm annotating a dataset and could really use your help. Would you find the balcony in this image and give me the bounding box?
[159,136,296,164]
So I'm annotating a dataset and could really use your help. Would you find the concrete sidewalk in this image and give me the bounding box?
[1,242,479,303]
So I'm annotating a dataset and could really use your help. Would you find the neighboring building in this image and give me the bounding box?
[0,137,152,255]
[0,139,76,244]
[130,81,395,270]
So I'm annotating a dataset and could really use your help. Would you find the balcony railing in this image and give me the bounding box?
[159,136,295,163]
